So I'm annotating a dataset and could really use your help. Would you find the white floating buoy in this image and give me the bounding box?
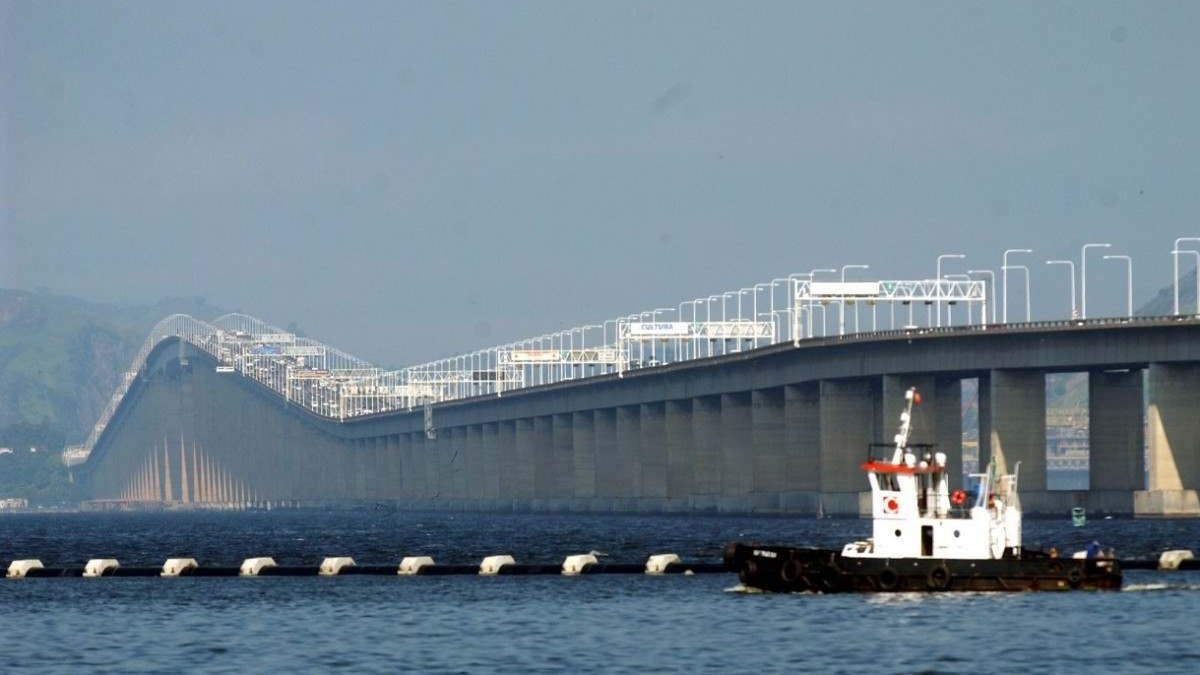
[6,559,43,579]
[397,556,435,576]
[240,557,278,576]
[161,558,199,577]
[561,553,598,575]
[84,558,119,578]
[479,554,515,575]
[319,557,356,576]
[645,553,681,575]
[1159,549,1195,571]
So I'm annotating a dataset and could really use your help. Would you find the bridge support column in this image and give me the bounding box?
[1138,363,1200,516]
[480,422,500,502]
[465,425,484,502]
[640,403,667,504]
[989,370,1047,508]
[784,382,820,512]
[550,414,574,504]
[751,388,785,512]
[691,396,722,510]
[720,393,753,511]
[935,377,964,491]
[571,411,595,502]
[513,418,538,506]
[531,416,554,507]
[1089,370,1143,514]
[593,408,618,504]
[819,378,879,515]
[616,406,642,508]
[497,420,517,504]
[664,399,693,506]
[450,426,468,500]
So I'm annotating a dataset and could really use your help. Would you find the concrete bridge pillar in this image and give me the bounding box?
[513,418,537,503]
[449,426,468,499]
[480,422,500,501]
[497,420,517,501]
[819,378,880,514]
[664,399,693,503]
[593,408,618,500]
[1089,370,1144,494]
[988,370,1047,491]
[640,403,667,501]
[551,414,575,501]
[465,425,484,500]
[571,411,595,500]
[691,396,722,508]
[784,383,820,505]
[751,388,785,510]
[720,392,753,510]
[616,406,642,502]
[532,416,554,502]
[1138,363,1200,516]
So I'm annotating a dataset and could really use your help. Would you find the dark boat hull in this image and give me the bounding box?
[723,542,1122,593]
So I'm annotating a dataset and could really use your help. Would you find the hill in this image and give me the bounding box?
[0,289,226,502]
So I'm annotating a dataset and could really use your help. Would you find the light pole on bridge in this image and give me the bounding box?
[839,264,869,336]
[967,269,996,324]
[1080,242,1111,320]
[1102,254,1133,318]
[1174,237,1200,315]
[1001,249,1032,324]
[936,254,965,327]
[1171,249,1200,316]
[1045,260,1077,319]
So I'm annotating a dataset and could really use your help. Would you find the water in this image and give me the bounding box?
[2,510,1199,674]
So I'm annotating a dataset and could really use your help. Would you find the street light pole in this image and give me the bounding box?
[1081,242,1112,319]
[1001,249,1032,324]
[1171,249,1200,315]
[1045,260,1077,319]
[967,269,996,324]
[1103,254,1133,317]
[839,264,869,335]
[805,268,837,338]
[1174,237,1200,315]
[936,253,965,327]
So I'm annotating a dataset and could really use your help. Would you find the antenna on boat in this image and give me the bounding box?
[891,387,919,464]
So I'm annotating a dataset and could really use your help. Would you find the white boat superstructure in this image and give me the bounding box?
[841,387,1022,561]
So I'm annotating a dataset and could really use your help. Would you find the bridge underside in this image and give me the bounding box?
[78,330,1200,516]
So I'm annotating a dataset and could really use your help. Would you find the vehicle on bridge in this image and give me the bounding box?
[724,388,1123,592]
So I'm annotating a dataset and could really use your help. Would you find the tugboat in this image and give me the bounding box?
[724,387,1121,592]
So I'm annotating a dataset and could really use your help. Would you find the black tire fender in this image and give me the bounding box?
[926,563,951,590]
[878,567,899,591]
[1066,566,1083,587]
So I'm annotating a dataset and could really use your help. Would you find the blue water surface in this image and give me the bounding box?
[2,510,1198,674]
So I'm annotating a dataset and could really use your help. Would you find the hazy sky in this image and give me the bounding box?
[3,1,1199,366]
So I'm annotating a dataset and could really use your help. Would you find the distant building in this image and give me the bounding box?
[0,498,29,510]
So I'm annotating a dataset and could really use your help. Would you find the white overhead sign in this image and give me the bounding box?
[283,346,326,357]
[810,282,880,297]
[623,322,693,338]
[253,333,296,344]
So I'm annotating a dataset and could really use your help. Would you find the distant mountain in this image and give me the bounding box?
[1138,267,1198,317]
[0,289,226,502]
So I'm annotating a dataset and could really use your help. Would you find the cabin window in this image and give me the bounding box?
[921,525,933,556]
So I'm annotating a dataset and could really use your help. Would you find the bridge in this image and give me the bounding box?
[66,276,1200,517]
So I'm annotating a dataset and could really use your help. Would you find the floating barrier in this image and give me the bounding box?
[240,557,277,576]
[645,553,681,575]
[479,555,515,576]
[161,558,198,577]
[7,559,44,578]
[1159,549,1195,571]
[562,554,598,575]
[318,557,356,576]
[397,556,435,576]
[83,559,119,578]
[4,552,1191,579]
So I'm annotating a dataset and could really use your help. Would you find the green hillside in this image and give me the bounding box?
[0,289,225,503]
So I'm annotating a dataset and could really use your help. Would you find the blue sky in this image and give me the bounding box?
[3,1,1199,365]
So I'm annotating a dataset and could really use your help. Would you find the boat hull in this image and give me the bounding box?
[723,542,1122,593]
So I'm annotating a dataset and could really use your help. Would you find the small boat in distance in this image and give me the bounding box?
[1072,506,1087,527]
[724,387,1122,592]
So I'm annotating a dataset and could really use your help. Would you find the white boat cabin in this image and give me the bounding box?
[842,388,1023,561]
